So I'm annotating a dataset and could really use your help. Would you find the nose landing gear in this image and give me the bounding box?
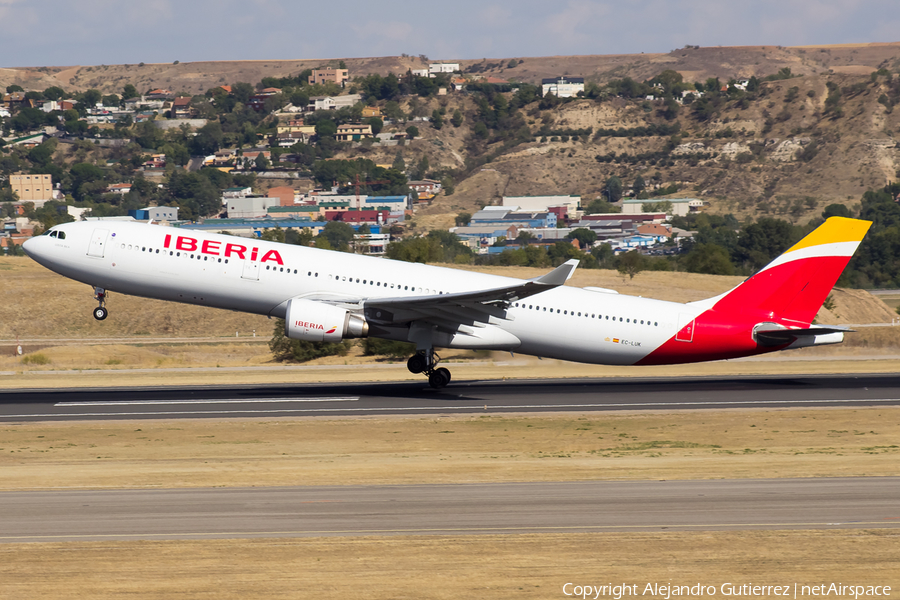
[407,349,451,389]
[93,287,108,321]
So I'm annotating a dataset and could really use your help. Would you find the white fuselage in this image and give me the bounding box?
[24,220,705,365]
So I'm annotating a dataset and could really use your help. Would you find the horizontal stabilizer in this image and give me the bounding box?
[754,325,853,347]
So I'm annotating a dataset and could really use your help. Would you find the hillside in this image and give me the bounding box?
[4,43,900,95]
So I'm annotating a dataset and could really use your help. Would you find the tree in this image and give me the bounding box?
[320,221,355,252]
[682,243,735,275]
[823,203,852,219]
[254,153,270,170]
[43,86,66,101]
[81,88,102,107]
[414,155,430,180]
[367,116,383,135]
[567,228,597,248]
[455,212,471,226]
[391,151,406,173]
[615,250,645,280]
[189,121,224,155]
[383,100,404,121]
[450,109,463,127]
[315,119,337,138]
[122,84,138,99]
[431,109,443,129]
[406,125,419,138]
[584,198,621,214]
[632,175,646,198]
[6,85,24,93]
[605,176,623,203]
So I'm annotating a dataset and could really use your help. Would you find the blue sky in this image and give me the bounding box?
[2,0,898,67]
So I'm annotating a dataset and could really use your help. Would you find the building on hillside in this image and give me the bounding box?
[10,173,53,202]
[146,89,175,101]
[275,131,312,147]
[267,186,298,206]
[429,63,459,75]
[335,123,373,141]
[129,206,179,221]
[107,183,133,195]
[276,117,314,135]
[354,232,390,255]
[307,94,362,112]
[541,77,585,98]
[502,195,581,215]
[226,196,282,218]
[408,180,442,201]
[621,198,703,217]
[223,186,253,199]
[171,97,194,119]
[470,208,557,228]
[308,69,349,87]
[361,106,382,118]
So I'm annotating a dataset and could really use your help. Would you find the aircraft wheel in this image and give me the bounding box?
[435,367,451,384]
[407,353,427,374]
[428,368,451,389]
[93,306,108,321]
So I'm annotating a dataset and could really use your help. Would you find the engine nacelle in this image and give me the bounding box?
[284,298,368,342]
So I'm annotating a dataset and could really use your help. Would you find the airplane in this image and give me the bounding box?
[22,216,871,389]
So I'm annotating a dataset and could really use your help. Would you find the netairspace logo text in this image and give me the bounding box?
[562,583,892,600]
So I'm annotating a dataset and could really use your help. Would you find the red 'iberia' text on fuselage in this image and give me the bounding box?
[163,234,284,265]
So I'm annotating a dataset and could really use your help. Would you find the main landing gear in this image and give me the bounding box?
[407,349,451,389]
[93,287,108,321]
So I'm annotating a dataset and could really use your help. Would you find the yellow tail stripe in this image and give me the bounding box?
[785,217,871,254]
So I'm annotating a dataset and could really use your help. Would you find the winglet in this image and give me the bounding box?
[534,259,579,287]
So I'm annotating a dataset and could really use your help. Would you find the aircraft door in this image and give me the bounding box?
[676,313,695,342]
[241,259,260,281]
[87,228,109,258]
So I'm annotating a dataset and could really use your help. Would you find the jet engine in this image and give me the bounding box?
[284,298,368,342]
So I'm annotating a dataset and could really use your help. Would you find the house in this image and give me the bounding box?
[0,106,10,118]
[107,183,133,195]
[215,85,233,94]
[146,89,175,100]
[361,106,382,118]
[308,69,349,87]
[2,91,33,109]
[142,154,166,169]
[276,117,315,136]
[307,94,362,112]
[410,69,429,78]
[223,186,253,199]
[171,97,194,119]
[276,131,311,147]
[267,185,297,207]
[41,99,78,113]
[10,173,53,202]
[408,179,442,200]
[541,77,585,98]
[429,63,459,75]
[335,123,373,141]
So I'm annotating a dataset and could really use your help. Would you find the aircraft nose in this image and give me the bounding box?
[22,236,36,257]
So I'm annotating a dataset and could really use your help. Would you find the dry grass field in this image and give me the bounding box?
[2,530,898,600]
[2,410,897,490]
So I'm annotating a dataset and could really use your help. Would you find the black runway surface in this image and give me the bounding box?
[1,373,899,421]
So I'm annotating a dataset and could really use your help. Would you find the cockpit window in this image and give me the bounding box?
[57,231,65,240]
[42,230,53,236]
[49,231,58,238]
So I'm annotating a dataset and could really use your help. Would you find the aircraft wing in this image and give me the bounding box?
[361,259,579,327]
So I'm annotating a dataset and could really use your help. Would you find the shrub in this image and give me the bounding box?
[22,353,50,365]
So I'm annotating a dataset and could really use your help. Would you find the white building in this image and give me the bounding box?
[621,198,703,217]
[502,195,581,215]
[429,63,459,75]
[541,77,585,98]
[226,197,282,218]
[410,69,430,77]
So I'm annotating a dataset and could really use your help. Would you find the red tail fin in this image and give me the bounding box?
[712,217,871,325]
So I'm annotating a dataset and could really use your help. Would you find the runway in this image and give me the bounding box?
[1,373,899,421]
[1,478,897,542]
